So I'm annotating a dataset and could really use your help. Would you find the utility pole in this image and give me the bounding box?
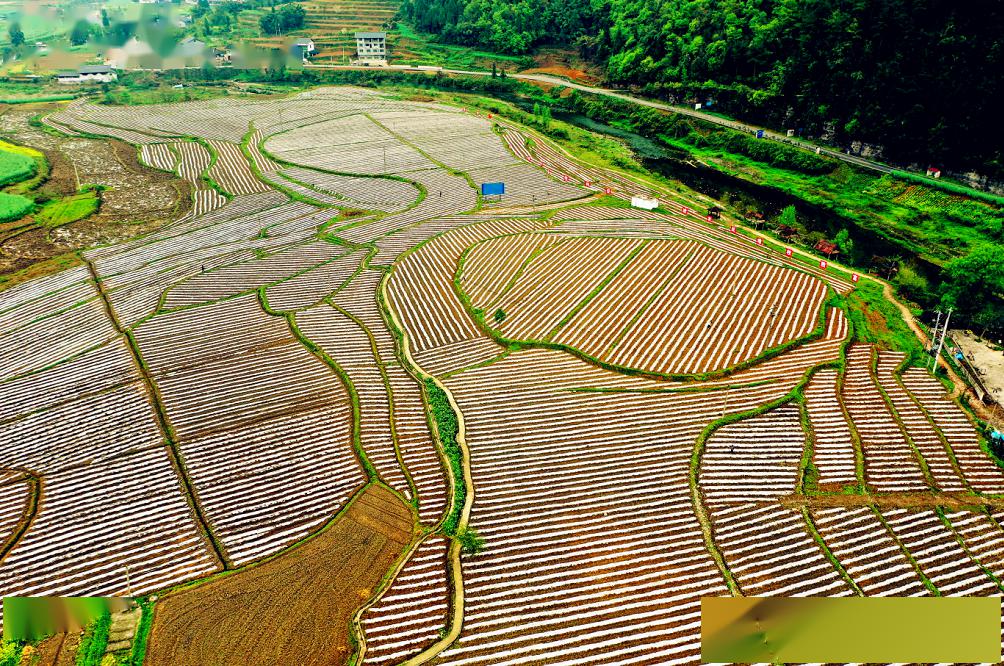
[929,309,942,369]
[931,307,952,372]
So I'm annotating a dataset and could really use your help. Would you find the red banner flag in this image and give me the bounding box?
[755,237,764,246]
[820,260,828,269]
[729,225,737,233]
[604,187,612,195]
[785,248,793,257]
[682,206,691,215]
[852,273,860,282]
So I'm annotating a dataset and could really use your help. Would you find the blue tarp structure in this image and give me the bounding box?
[481,182,505,196]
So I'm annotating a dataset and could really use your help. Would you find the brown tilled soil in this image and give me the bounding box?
[781,490,1004,511]
[144,484,415,666]
[25,632,76,666]
[0,106,192,289]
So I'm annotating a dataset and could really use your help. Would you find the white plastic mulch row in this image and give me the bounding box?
[0,338,137,423]
[386,231,494,353]
[385,364,448,526]
[945,510,1004,586]
[0,446,221,600]
[0,382,161,475]
[327,269,450,524]
[206,140,272,196]
[174,140,212,183]
[329,270,398,362]
[0,265,91,315]
[542,238,691,356]
[810,506,930,596]
[362,536,450,665]
[462,231,829,376]
[265,248,367,312]
[602,244,828,375]
[460,233,565,309]
[85,191,284,266]
[842,344,930,492]
[0,274,94,336]
[384,218,547,356]
[700,404,805,501]
[266,113,435,175]
[803,368,858,486]
[0,479,30,549]
[874,351,966,491]
[139,143,178,173]
[47,114,164,144]
[371,214,521,266]
[281,166,418,212]
[709,502,855,597]
[340,168,478,244]
[295,305,411,497]
[431,355,817,665]
[372,110,515,173]
[881,508,1000,595]
[0,293,118,381]
[133,294,292,372]
[488,236,642,341]
[161,240,347,308]
[153,340,344,442]
[179,405,365,566]
[469,162,585,209]
[902,367,1004,494]
[95,200,318,327]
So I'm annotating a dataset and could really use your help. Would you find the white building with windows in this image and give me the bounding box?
[354,32,387,64]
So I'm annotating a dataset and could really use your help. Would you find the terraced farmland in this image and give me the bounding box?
[5,86,1004,665]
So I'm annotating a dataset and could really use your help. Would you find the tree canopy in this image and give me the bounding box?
[8,21,24,47]
[260,4,306,35]
[399,0,1004,178]
[940,244,1004,333]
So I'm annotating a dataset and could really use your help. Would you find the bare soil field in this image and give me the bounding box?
[144,484,414,666]
[0,107,191,287]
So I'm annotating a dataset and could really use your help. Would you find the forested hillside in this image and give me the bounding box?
[399,0,1004,178]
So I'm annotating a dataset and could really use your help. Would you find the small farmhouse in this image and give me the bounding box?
[56,65,117,84]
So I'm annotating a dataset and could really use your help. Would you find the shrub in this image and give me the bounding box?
[0,641,22,666]
[75,612,111,666]
[424,379,464,534]
[455,527,485,555]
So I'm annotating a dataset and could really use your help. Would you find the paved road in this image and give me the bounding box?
[307,64,897,175]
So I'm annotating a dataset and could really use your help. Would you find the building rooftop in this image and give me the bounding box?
[355,32,386,39]
[293,38,314,46]
[79,65,114,74]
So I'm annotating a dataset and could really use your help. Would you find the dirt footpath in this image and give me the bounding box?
[144,484,415,666]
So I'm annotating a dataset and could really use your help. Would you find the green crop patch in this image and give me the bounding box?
[34,189,100,228]
[0,192,34,223]
[0,146,36,188]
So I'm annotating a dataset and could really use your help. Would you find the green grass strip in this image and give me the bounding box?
[424,378,464,535]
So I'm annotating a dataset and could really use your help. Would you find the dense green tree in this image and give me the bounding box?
[193,0,211,19]
[70,19,92,46]
[399,0,1004,178]
[7,21,24,47]
[940,244,1004,334]
[260,4,305,35]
